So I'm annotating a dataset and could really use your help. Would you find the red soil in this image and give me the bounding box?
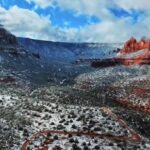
[21,108,142,150]
[133,87,147,96]
[115,99,150,115]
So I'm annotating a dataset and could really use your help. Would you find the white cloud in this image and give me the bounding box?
[55,0,113,19]
[0,2,150,43]
[25,0,114,20]
[25,0,150,23]
[26,0,150,15]
[26,0,54,9]
[0,5,84,42]
[113,0,150,12]
[0,6,51,38]
[78,18,142,42]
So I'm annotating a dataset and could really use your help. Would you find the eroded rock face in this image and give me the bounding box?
[0,27,17,45]
[120,37,150,54]
[90,37,150,68]
[117,37,150,66]
[0,26,28,56]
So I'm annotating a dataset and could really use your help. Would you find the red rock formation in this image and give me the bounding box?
[120,37,150,54]
[118,37,150,65]
[80,37,150,68]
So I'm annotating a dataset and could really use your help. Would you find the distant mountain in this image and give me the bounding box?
[18,37,122,63]
[0,25,122,61]
[0,26,122,86]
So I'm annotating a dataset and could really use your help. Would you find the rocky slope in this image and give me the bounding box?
[0,26,17,45]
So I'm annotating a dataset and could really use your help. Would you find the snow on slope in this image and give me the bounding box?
[18,37,122,62]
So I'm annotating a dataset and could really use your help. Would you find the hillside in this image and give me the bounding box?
[0,27,150,150]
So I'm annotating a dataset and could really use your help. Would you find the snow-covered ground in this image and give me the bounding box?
[0,56,150,149]
[0,80,150,150]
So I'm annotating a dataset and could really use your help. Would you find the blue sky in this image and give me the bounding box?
[0,0,100,28]
[0,0,149,42]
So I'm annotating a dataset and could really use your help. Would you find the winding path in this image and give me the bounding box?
[22,108,142,150]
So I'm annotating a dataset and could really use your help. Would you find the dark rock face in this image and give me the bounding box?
[0,26,28,56]
[32,52,40,59]
[91,58,120,68]
[0,76,16,83]
[0,27,17,45]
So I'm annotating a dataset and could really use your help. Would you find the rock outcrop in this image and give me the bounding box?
[0,26,27,55]
[0,26,17,45]
[90,37,150,68]
[118,37,150,65]
[120,37,150,54]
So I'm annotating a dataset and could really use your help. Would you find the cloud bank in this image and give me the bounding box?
[0,0,150,42]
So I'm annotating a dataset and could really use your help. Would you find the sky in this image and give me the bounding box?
[0,0,149,42]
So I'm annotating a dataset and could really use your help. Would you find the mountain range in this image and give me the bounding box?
[0,26,121,86]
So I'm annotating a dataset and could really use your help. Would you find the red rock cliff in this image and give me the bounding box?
[118,37,150,65]
[120,37,150,54]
